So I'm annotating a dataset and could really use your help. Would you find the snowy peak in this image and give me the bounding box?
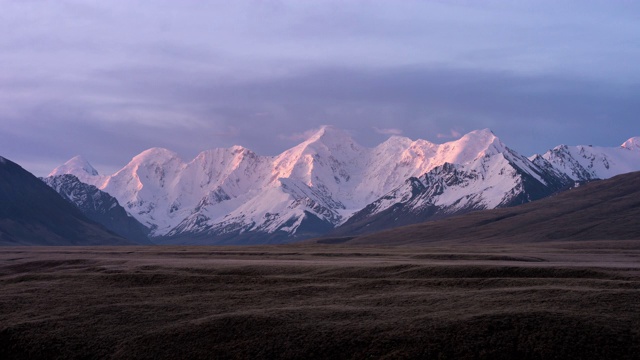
[192,146,255,165]
[415,129,506,171]
[185,145,268,197]
[303,125,351,143]
[273,126,365,187]
[127,147,183,167]
[450,128,505,160]
[296,125,363,156]
[622,137,640,151]
[113,147,185,187]
[539,138,640,181]
[49,155,99,177]
[375,135,415,152]
[338,136,572,236]
[47,128,640,244]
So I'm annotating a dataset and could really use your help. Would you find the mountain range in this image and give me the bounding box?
[328,170,640,246]
[46,127,640,245]
[0,156,134,246]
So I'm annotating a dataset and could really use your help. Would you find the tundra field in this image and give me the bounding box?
[1,241,640,359]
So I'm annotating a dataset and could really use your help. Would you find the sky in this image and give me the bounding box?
[1,0,639,176]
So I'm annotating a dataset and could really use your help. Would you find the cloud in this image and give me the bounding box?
[211,125,240,138]
[92,107,208,129]
[437,129,463,139]
[278,127,325,141]
[3,1,640,177]
[4,62,639,177]
[373,127,403,135]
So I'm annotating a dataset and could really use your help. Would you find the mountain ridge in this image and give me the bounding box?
[48,127,640,244]
[43,174,153,245]
[328,170,640,246]
[0,156,134,246]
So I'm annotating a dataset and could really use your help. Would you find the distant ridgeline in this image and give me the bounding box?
[5,127,640,245]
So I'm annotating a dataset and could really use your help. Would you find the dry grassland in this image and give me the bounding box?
[1,241,640,359]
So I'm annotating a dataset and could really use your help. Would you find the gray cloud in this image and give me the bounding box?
[0,1,639,176]
[374,127,403,136]
[3,63,638,175]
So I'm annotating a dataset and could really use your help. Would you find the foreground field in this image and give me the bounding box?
[1,241,640,359]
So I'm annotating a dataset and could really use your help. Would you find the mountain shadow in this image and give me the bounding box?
[0,156,133,246]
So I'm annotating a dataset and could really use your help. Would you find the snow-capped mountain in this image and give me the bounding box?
[47,127,640,244]
[531,137,640,181]
[43,174,152,245]
[49,155,104,184]
[337,132,573,234]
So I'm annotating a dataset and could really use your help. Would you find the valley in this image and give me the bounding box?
[1,242,639,359]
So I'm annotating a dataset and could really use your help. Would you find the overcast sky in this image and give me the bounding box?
[1,0,639,176]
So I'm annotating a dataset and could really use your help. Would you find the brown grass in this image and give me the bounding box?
[1,242,640,359]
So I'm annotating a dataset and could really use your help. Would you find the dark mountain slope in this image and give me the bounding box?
[323,171,640,246]
[0,156,133,246]
[43,175,152,245]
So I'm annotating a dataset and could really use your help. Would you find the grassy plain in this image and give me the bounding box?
[1,241,639,359]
